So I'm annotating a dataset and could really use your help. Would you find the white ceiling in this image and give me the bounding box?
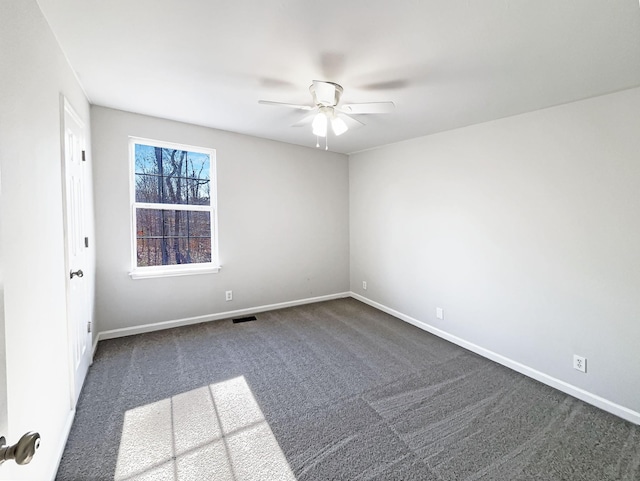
[38,0,640,154]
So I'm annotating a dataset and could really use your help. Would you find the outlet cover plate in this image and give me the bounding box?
[573,354,587,373]
[225,290,233,301]
[436,307,444,320]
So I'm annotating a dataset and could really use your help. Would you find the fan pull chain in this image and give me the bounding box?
[315,136,329,150]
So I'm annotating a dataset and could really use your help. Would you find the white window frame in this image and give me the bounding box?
[128,137,220,279]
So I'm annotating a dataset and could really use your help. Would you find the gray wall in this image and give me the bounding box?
[0,1,93,479]
[350,87,640,416]
[91,107,350,333]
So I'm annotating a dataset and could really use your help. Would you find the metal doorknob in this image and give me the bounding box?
[0,432,41,465]
[70,269,84,279]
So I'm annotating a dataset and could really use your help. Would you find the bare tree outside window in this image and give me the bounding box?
[133,143,213,268]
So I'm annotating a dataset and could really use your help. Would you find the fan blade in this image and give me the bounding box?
[312,80,337,105]
[258,100,314,111]
[338,113,365,129]
[340,102,395,114]
[291,111,317,127]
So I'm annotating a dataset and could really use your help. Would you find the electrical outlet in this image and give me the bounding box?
[573,354,587,373]
[436,307,444,320]
[225,290,233,301]
[362,281,367,290]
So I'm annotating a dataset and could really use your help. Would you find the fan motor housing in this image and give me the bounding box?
[310,81,343,107]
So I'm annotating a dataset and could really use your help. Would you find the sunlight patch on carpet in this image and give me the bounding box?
[114,376,296,481]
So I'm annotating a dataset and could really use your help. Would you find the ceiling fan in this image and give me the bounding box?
[259,80,395,148]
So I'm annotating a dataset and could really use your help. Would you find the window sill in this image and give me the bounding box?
[129,265,221,280]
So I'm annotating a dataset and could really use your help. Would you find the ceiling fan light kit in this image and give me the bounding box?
[312,106,348,138]
[259,80,395,148]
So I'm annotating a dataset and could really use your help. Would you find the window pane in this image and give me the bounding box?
[136,209,211,267]
[186,152,210,205]
[135,173,160,203]
[134,144,210,205]
[134,144,157,174]
[186,177,210,205]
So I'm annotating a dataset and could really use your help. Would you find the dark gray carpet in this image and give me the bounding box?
[56,298,640,480]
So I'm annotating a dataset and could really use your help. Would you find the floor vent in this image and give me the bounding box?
[232,316,257,324]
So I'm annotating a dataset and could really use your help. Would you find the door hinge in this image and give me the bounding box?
[81,150,86,162]
[87,322,92,333]
[84,237,89,248]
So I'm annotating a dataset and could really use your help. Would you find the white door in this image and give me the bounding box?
[62,98,92,405]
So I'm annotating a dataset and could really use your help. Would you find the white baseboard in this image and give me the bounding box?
[350,292,640,426]
[97,292,351,342]
[94,289,639,425]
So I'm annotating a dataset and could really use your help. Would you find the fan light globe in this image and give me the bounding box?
[312,112,328,137]
[331,117,348,136]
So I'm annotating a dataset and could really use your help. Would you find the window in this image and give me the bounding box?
[129,138,219,278]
